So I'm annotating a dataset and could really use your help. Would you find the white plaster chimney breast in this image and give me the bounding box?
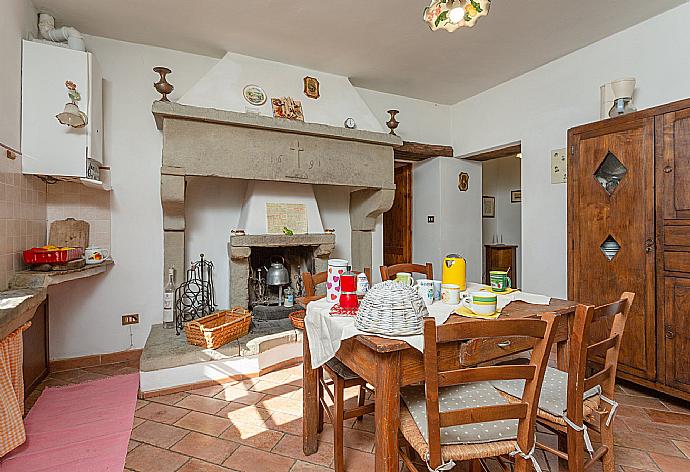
[237,181,324,235]
[179,52,384,132]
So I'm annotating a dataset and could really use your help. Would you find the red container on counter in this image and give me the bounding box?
[23,246,84,265]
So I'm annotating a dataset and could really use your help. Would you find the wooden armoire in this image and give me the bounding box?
[568,97,690,401]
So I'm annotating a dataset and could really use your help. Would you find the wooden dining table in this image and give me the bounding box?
[302,297,578,472]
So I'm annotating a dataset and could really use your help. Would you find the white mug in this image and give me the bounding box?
[462,291,498,316]
[85,247,110,264]
[441,284,461,305]
[395,272,414,287]
[433,280,442,301]
[415,279,435,304]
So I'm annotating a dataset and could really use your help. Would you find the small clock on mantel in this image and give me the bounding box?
[344,118,356,129]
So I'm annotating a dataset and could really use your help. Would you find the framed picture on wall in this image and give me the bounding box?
[482,196,495,218]
[511,190,522,203]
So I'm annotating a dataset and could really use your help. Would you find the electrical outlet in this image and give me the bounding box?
[121,314,139,326]
[427,215,435,223]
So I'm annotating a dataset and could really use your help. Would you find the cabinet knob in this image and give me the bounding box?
[664,166,673,174]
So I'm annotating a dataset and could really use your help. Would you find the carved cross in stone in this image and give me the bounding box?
[290,140,305,169]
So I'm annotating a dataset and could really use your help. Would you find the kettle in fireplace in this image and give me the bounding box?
[266,256,289,286]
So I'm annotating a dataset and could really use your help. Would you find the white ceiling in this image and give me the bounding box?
[33,0,687,104]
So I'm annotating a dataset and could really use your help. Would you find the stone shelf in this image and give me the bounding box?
[9,260,114,290]
[0,288,46,340]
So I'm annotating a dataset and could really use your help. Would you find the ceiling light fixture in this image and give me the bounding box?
[424,0,491,32]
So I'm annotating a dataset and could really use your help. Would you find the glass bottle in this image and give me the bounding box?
[163,267,175,329]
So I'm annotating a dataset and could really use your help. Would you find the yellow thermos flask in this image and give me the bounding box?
[442,254,467,291]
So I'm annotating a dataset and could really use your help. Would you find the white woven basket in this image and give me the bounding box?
[354,281,429,336]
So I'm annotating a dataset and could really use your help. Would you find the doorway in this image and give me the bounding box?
[383,163,412,266]
[464,143,522,287]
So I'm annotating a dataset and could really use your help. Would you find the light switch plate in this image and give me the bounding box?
[551,148,567,184]
[427,215,435,223]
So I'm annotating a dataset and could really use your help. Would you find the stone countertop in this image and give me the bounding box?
[9,259,114,289]
[0,288,46,340]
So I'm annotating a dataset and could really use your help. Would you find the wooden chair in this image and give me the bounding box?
[318,360,374,472]
[398,314,558,472]
[494,292,634,472]
[379,263,433,282]
[298,267,373,472]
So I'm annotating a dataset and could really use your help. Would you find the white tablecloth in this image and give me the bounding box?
[304,282,551,369]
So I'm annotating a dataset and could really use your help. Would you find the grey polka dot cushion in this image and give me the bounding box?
[492,366,600,418]
[400,381,518,445]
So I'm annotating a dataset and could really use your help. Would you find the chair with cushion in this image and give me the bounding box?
[398,314,558,472]
[493,292,634,472]
[379,263,433,282]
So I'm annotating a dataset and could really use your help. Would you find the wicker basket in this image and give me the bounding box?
[289,310,306,330]
[184,308,252,349]
[355,281,428,336]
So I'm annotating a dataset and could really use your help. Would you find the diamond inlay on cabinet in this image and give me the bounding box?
[594,151,628,195]
[600,235,621,261]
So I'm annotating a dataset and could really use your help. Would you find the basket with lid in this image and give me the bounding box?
[354,280,429,336]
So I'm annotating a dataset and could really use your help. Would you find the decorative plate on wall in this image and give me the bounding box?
[303,76,320,99]
[243,84,267,106]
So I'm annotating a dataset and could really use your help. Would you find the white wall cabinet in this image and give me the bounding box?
[21,40,103,177]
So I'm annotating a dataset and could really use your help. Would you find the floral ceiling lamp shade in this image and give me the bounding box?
[424,0,491,32]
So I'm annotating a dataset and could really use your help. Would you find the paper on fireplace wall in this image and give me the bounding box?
[236,181,324,234]
[266,203,308,234]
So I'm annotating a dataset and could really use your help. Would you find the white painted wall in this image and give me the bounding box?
[180,52,383,132]
[0,0,36,150]
[412,157,482,282]
[451,3,690,298]
[481,156,521,285]
[355,88,451,145]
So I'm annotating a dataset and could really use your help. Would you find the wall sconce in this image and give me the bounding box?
[56,80,87,128]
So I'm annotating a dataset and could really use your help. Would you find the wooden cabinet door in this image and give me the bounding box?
[662,278,690,392]
[568,117,656,380]
[658,109,690,219]
[383,164,412,266]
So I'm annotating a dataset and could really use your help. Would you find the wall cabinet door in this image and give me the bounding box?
[658,109,690,219]
[568,117,656,380]
[663,278,690,392]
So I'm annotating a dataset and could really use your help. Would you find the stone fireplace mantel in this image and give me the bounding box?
[153,101,401,284]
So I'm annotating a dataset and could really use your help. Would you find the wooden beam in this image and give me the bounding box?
[462,142,522,162]
[394,141,454,161]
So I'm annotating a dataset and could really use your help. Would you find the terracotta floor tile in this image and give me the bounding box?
[149,391,189,405]
[650,452,690,472]
[272,433,333,467]
[177,458,233,472]
[661,400,690,415]
[351,414,375,433]
[125,443,190,472]
[73,371,109,382]
[614,446,659,471]
[289,460,332,471]
[223,445,295,472]
[340,446,375,471]
[131,420,189,448]
[341,428,375,453]
[83,362,131,376]
[187,384,226,397]
[171,431,240,464]
[132,417,146,428]
[618,404,652,419]
[216,402,274,425]
[175,411,233,437]
[265,411,303,436]
[260,395,303,416]
[259,370,293,384]
[47,369,86,382]
[616,394,670,410]
[250,380,301,397]
[215,386,266,405]
[136,399,150,410]
[219,421,284,450]
[622,418,690,441]
[136,402,190,424]
[176,394,229,414]
[128,439,140,452]
[614,430,686,457]
[672,440,690,459]
[645,409,690,427]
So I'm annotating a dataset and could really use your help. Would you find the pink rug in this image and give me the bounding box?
[0,373,139,472]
